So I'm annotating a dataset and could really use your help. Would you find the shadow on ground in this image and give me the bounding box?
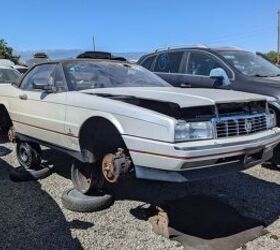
[3,147,280,250]
[0,146,90,249]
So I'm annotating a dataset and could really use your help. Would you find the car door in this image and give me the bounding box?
[182,51,233,88]
[153,51,185,87]
[11,63,69,148]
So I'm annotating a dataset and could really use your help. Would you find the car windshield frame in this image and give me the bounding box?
[0,68,21,83]
[62,60,171,91]
[217,50,280,77]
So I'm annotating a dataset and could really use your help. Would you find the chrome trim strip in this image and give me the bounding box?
[174,132,280,151]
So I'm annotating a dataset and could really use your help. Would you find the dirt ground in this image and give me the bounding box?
[0,143,280,249]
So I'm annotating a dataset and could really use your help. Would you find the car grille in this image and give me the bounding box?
[213,114,267,138]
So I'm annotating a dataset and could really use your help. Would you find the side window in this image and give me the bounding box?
[21,64,56,90]
[154,52,183,73]
[141,55,156,70]
[186,53,225,76]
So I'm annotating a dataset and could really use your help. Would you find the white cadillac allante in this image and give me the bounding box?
[0,59,280,193]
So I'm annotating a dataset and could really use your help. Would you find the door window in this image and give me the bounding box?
[21,64,56,90]
[154,52,183,73]
[186,53,225,76]
[141,55,156,70]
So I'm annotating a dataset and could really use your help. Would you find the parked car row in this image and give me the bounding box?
[0,46,280,211]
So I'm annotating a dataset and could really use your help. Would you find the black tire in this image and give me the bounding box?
[71,160,104,194]
[9,166,51,182]
[16,142,42,170]
[61,188,114,212]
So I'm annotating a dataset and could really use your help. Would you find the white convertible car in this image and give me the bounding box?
[0,59,280,193]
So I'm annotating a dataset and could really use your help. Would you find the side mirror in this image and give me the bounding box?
[33,79,57,92]
[209,68,231,88]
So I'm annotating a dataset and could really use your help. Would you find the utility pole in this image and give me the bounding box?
[278,10,280,64]
[92,36,96,51]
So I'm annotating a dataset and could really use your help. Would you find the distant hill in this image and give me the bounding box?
[17,49,146,62]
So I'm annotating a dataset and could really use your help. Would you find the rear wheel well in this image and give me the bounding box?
[0,105,12,131]
[79,117,127,162]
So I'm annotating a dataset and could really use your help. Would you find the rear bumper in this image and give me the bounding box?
[123,128,280,182]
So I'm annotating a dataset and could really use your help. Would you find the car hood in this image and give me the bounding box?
[266,76,280,81]
[248,76,280,88]
[80,87,271,108]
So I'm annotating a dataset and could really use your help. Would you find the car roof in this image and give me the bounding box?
[144,45,249,55]
[0,59,15,67]
[138,46,251,63]
[0,65,15,70]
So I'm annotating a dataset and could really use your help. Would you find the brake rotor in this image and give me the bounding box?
[8,126,15,142]
[102,153,119,183]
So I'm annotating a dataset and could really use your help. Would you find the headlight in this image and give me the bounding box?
[266,113,276,129]
[175,120,213,142]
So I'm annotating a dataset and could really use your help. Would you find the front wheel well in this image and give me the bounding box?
[79,117,128,162]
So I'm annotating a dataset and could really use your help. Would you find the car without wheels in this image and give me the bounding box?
[0,59,280,194]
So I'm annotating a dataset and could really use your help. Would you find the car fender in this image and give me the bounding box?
[79,111,125,135]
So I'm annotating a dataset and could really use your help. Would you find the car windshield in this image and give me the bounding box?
[217,50,280,77]
[0,68,20,83]
[63,60,171,90]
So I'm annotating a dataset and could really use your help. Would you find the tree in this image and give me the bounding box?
[0,39,20,64]
[264,51,278,64]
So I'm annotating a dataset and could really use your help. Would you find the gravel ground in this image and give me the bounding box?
[0,143,280,250]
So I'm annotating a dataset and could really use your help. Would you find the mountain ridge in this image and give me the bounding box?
[16,49,146,61]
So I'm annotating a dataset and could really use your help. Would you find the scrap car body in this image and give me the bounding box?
[0,59,280,190]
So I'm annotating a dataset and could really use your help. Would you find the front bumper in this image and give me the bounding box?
[123,128,280,182]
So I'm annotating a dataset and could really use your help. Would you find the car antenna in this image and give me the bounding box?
[92,35,96,51]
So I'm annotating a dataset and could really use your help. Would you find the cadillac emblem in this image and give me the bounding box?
[244,120,252,133]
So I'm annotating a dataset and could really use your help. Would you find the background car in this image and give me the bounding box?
[77,51,127,61]
[25,52,49,68]
[138,46,280,167]
[0,65,21,84]
[138,46,280,91]
[13,65,28,74]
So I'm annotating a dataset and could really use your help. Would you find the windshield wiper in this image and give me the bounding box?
[253,73,280,78]
[252,74,270,77]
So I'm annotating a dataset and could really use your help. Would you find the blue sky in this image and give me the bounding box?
[1,0,279,52]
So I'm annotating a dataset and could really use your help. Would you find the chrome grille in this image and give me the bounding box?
[214,114,267,138]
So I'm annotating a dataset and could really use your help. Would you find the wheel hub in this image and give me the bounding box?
[101,149,132,183]
[20,147,28,163]
[102,153,119,183]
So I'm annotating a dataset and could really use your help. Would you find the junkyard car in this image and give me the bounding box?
[0,59,280,194]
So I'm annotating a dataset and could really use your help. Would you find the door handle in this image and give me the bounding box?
[19,94,28,100]
[180,83,192,88]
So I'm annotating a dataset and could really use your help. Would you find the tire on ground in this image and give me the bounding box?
[61,188,114,212]
[11,141,50,181]
[71,160,104,194]
[16,141,42,169]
